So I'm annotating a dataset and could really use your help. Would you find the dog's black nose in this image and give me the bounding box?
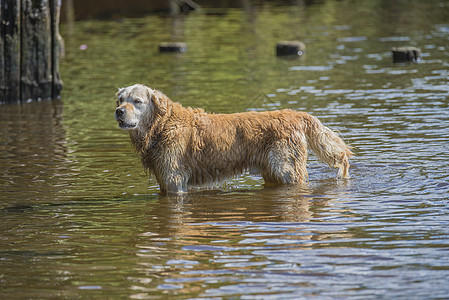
[115,107,125,117]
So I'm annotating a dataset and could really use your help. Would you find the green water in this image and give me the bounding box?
[1,1,449,298]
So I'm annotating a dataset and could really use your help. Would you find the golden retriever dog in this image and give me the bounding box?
[115,84,353,194]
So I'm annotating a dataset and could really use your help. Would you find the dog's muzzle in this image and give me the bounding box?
[115,107,137,129]
[115,107,125,118]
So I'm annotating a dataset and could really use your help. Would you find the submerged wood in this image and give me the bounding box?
[0,0,63,103]
[159,42,188,53]
[276,41,306,56]
[392,46,421,63]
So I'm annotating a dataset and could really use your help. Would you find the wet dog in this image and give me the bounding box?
[115,84,353,194]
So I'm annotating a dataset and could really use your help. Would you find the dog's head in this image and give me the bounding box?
[115,84,167,131]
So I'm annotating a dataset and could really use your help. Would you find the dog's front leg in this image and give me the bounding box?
[164,174,188,194]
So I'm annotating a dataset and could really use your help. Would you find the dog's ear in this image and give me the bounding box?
[147,88,167,116]
[116,87,124,97]
[115,87,124,106]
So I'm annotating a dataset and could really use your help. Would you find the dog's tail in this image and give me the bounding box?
[304,114,354,179]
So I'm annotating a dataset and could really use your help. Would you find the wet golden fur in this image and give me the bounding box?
[115,84,353,194]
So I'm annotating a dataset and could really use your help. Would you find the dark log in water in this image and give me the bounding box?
[276,41,306,56]
[159,42,188,53]
[392,46,421,63]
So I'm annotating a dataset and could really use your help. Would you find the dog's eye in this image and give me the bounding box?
[134,98,143,104]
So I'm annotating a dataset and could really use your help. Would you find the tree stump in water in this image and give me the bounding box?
[392,47,421,63]
[159,42,187,53]
[276,41,306,56]
[0,0,63,103]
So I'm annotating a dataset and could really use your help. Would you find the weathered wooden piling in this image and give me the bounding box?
[276,41,306,56]
[392,46,421,63]
[1,0,63,103]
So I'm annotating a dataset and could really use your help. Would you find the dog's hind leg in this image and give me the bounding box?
[262,141,308,185]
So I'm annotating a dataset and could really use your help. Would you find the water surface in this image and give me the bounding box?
[1,1,449,298]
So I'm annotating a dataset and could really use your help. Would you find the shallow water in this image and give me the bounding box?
[1,0,449,298]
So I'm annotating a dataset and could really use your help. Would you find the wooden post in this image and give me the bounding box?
[0,0,62,103]
[50,0,63,99]
[276,41,306,57]
[1,0,21,102]
[392,46,421,63]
